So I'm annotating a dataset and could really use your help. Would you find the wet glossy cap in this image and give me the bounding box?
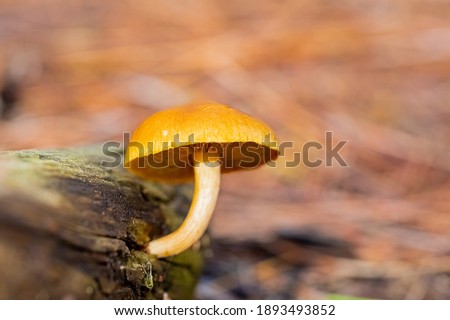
[125,101,279,182]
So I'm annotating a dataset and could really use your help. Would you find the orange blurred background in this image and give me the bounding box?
[1,0,449,299]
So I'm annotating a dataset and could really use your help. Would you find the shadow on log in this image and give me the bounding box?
[0,147,204,299]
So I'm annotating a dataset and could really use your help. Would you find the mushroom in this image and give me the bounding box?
[125,101,278,257]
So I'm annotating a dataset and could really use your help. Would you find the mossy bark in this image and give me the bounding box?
[0,147,204,299]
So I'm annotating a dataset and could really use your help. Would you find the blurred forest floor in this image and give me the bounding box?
[1,0,449,299]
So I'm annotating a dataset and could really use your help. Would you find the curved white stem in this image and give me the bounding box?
[147,152,221,258]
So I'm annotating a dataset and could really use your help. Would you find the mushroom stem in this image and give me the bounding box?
[146,150,221,257]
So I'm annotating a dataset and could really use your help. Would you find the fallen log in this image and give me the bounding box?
[0,146,203,299]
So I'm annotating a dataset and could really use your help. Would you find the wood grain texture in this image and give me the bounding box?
[0,147,202,299]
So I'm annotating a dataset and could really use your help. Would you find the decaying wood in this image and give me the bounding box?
[0,147,203,299]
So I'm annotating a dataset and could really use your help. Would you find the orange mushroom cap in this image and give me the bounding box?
[125,101,279,183]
